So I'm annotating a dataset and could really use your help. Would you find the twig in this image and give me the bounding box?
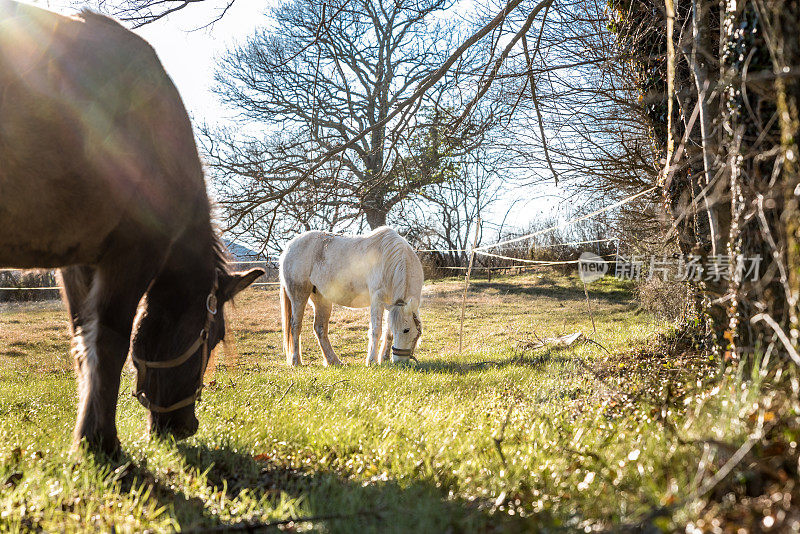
[688,442,713,496]
[493,405,514,468]
[663,0,676,177]
[521,22,559,185]
[583,337,610,355]
[277,381,294,404]
[530,329,546,346]
[581,278,597,336]
[751,313,800,366]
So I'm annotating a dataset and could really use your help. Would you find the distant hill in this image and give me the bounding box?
[222,240,270,262]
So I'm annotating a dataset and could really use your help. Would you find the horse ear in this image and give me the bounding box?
[407,297,419,311]
[221,268,264,302]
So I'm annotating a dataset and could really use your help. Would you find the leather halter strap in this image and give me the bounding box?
[131,281,217,413]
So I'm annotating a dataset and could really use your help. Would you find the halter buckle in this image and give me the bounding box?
[134,390,151,410]
[206,293,218,315]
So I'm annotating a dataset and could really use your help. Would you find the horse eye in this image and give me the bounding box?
[403,328,410,333]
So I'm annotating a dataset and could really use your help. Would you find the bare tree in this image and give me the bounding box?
[203,0,497,236]
[97,0,556,243]
[398,145,505,267]
[95,0,238,27]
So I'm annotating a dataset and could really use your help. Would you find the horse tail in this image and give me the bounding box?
[280,283,293,363]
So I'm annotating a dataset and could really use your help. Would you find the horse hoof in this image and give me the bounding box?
[71,434,122,458]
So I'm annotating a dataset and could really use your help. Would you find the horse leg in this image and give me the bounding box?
[62,260,153,454]
[60,266,95,330]
[287,286,311,366]
[61,266,110,451]
[378,312,393,364]
[310,294,341,366]
[366,300,383,365]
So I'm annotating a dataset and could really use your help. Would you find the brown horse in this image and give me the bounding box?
[0,2,263,453]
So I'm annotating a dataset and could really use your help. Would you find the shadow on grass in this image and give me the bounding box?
[84,448,217,528]
[468,280,632,304]
[172,442,520,533]
[408,347,574,376]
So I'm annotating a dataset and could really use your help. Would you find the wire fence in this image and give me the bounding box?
[1,185,659,301]
[0,240,620,300]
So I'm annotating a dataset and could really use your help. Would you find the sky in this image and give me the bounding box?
[27,0,570,241]
[134,2,274,122]
[31,0,272,119]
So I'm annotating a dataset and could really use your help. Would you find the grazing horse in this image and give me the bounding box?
[279,227,423,366]
[0,2,263,453]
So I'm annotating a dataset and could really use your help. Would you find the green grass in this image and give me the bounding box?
[0,272,776,532]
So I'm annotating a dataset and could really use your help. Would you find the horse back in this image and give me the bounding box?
[0,2,207,268]
[280,231,373,307]
[281,229,423,309]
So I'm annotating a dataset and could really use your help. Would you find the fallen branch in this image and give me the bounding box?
[514,331,611,357]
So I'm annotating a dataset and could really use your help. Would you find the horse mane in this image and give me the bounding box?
[78,9,122,26]
[212,232,233,276]
[367,227,412,303]
[387,302,406,330]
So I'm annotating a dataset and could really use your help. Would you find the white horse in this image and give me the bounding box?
[279,226,423,366]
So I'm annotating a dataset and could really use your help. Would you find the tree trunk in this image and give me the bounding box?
[360,44,394,232]
[362,156,387,229]
[364,207,387,229]
[774,0,800,350]
[665,0,797,360]
[720,0,787,359]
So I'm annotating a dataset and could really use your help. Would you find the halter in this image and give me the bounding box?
[131,280,218,413]
[391,310,422,362]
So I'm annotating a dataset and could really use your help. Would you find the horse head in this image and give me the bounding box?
[132,267,264,440]
[388,297,422,363]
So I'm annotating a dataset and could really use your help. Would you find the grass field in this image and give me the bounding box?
[0,272,786,532]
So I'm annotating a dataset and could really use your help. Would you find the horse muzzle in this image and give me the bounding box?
[149,406,199,440]
[391,347,418,364]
